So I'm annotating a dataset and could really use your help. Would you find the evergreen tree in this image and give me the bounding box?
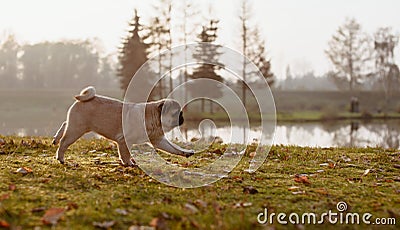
[189,20,224,113]
[118,9,154,101]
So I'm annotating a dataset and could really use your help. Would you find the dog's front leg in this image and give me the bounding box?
[152,137,194,157]
[116,140,135,166]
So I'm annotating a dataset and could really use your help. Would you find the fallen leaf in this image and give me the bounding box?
[294,174,311,185]
[0,138,5,146]
[194,199,207,208]
[0,220,9,228]
[0,194,10,201]
[150,217,167,230]
[42,208,65,225]
[346,178,362,183]
[66,202,78,210]
[31,207,46,213]
[362,169,371,176]
[93,221,115,229]
[234,202,252,208]
[243,186,258,194]
[184,203,198,214]
[15,167,33,174]
[8,184,16,191]
[128,225,155,230]
[249,152,256,158]
[394,164,400,169]
[115,208,128,215]
[288,186,300,191]
[314,188,328,195]
[292,191,305,195]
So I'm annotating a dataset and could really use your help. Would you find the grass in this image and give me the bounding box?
[0,136,399,229]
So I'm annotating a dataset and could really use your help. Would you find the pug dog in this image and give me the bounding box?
[53,86,194,166]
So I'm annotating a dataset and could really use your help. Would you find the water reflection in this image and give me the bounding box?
[178,120,400,149]
[2,119,400,149]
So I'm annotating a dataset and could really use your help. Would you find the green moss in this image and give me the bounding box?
[0,136,399,229]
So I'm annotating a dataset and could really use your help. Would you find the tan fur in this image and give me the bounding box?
[53,86,194,166]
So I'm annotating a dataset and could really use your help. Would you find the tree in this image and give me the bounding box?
[246,28,274,86]
[325,18,372,92]
[0,34,19,88]
[147,0,173,99]
[239,0,251,107]
[20,41,99,89]
[238,0,274,106]
[177,0,200,103]
[374,27,399,96]
[189,20,224,113]
[118,9,155,101]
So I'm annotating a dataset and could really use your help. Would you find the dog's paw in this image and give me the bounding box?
[55,157,65,164]
[183,150,195,158]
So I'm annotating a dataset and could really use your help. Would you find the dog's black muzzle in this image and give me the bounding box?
[179,111,184,126]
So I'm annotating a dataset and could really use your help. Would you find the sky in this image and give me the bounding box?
[1,0,399,79]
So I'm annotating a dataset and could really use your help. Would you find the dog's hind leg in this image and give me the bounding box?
[55,124,86,164]
[53,121,67,145]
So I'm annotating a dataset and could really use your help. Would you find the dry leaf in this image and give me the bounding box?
[16,167,33,174]
[194,199,207,208]
[115,208,128,215]
[314,188,328,195]
[0,220,9,228]
[234,202,252,208]
[393,164,400,169]
[0,194,10,201]
[362,169,371,177]
[8,184,16,191]
[288,186,300,191]
[42,208,65,225]
[292,191,305,195]
[93,221,115,229]
[243,186,258,194]
[150,217,167,230]
[249,152,256,158]
[0,139,5,146]
[128,225,155,230]
[294,174,311,185]
[184,203,198,214]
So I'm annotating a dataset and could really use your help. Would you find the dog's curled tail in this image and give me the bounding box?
[74,86,96,102]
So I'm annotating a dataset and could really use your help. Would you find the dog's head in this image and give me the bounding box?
[157,99,184,132]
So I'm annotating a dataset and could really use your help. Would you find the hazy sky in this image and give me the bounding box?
[1,0,399,79]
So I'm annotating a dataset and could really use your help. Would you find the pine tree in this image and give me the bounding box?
[118,9,154,100]
[189,20,224,113]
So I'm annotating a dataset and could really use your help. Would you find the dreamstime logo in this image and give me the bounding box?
[257,201,397,225]
[122,43,276,188]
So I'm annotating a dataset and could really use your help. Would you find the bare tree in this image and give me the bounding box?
[239,0,251,107]
[374,27,399,99]
[325,18,372,92]
[177,0,200,102]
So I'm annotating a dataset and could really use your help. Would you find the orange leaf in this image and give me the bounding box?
[41,208,65,225]
[0,220,9,228]
[8,184,16,191]
[294,174,311,185]
[0,194,10,201]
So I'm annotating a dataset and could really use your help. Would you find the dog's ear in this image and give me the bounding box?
[158,100,165,113]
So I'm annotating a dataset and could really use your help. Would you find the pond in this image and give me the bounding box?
[1,114,400,149]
